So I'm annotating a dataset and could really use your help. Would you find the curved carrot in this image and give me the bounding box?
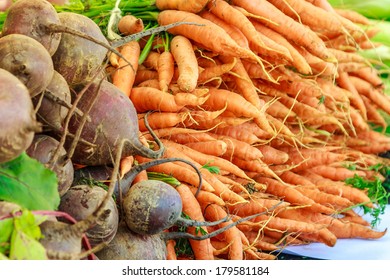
[170,35,199,92]
[176,184,215,260]
[117,15,144,36]
[155,0,210,13]
[112,40,140,97]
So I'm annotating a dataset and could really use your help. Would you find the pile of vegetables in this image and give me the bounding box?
[1,0,390,260]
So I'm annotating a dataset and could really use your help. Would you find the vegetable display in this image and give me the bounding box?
[1,0,390,260]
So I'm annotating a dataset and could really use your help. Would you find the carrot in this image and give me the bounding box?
[137,111,190,131]
[199,10,249,49]
[279,207,386,239]
[249,19,312,74]
[361,96,388,129]
[231,0,336,62]
[336,71,367,120]
[158,42,175,92]
[142,51,160,70]
[228,197,289,218]
[211,134,264,162]
[120,155,134,179]
[242,230,279,252]
[254,176,336,214]
[130,86,209,113]
[184,140,228,157]
[135,155,215,192]
[157,10,275,82]
[201,203,243,260]
[201,87,261,119]
[308,165,367,181]
[169,35,199,92]
[117,15,144,35]
[166,239,177,260]
[334,9,372,25]
[197,57,237,85]
[155,0,210,13]
[278,147,348,173]
[164,131,217,144]
[299,170,374,208]
[349,76,390,115]
[255,144,289,165]
[207,0,292,61]
[268,0,360,36]
[162,139,253,181]
[261,96,297,121]
[279,170,316,187]
[176,184,215,260]
[189,115,252,130]
[112,40,140,97]
[212,125,264,145]
[134,69,159,86]
[187,185,225,206]
[350,66,384,89]
[295,185,354,210]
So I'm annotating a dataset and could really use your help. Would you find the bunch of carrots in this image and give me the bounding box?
[107,0,390,260]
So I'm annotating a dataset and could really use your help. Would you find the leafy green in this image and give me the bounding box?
[0,210,47,260]
[328,0,390,20]
[0,152,60,211]
[345,167,390,227]
[202,162,220,174]
[147,172,181,187]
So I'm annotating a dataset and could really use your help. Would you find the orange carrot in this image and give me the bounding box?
[300,170,374,207]
[134,69,159,85]
[308,165,367,181]
[112,41,140,97]
[184,140,228,156]
[249,19,312,74]
[142,51,160,70]
[176,184,215,260]
[254,176,336,214]
[135,155,215,192]
[158,50,175,92]
[197,57,237,85]
[199,10,250,49]
[170,35,199,92]
[187,185,226,206]
[117,15,144,35]
[255,144,289,165]
[207,0,292,61]
[201,87,261,119]
[138,111,190,131]
[208,133,264,161]
[155,0,210,13]
[166,239,177,260]
[162,139,253,181]
[231,0,335,61]
[201,203,243,260]
[130,86,208,113]
[349,76,390,115]
[157,10,273,81]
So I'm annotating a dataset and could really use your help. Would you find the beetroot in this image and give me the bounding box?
[0,34,54,97]
[1,0,62,55]
[26,134,74,196]
[51,12,110,86]
[58,185,119,247]
[64,80,164,166]
[0,68,41,163]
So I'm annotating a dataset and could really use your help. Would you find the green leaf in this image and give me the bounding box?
[0,152,60,210]
[9,211,47,260]
[202,162,220,174]
[0,218,13,255]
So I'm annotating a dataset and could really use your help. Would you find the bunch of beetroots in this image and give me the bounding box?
[1,0,266,260]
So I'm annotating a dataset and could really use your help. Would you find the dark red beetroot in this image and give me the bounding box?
[26,134,74,196]
[52,12,110,86]
[1,0,62,55]
[95,221,167,260]
[0,68,41,163]
[58,184,119,247]
[0,34,54,97]
[32,71,71,132]
[64,80,164,166]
